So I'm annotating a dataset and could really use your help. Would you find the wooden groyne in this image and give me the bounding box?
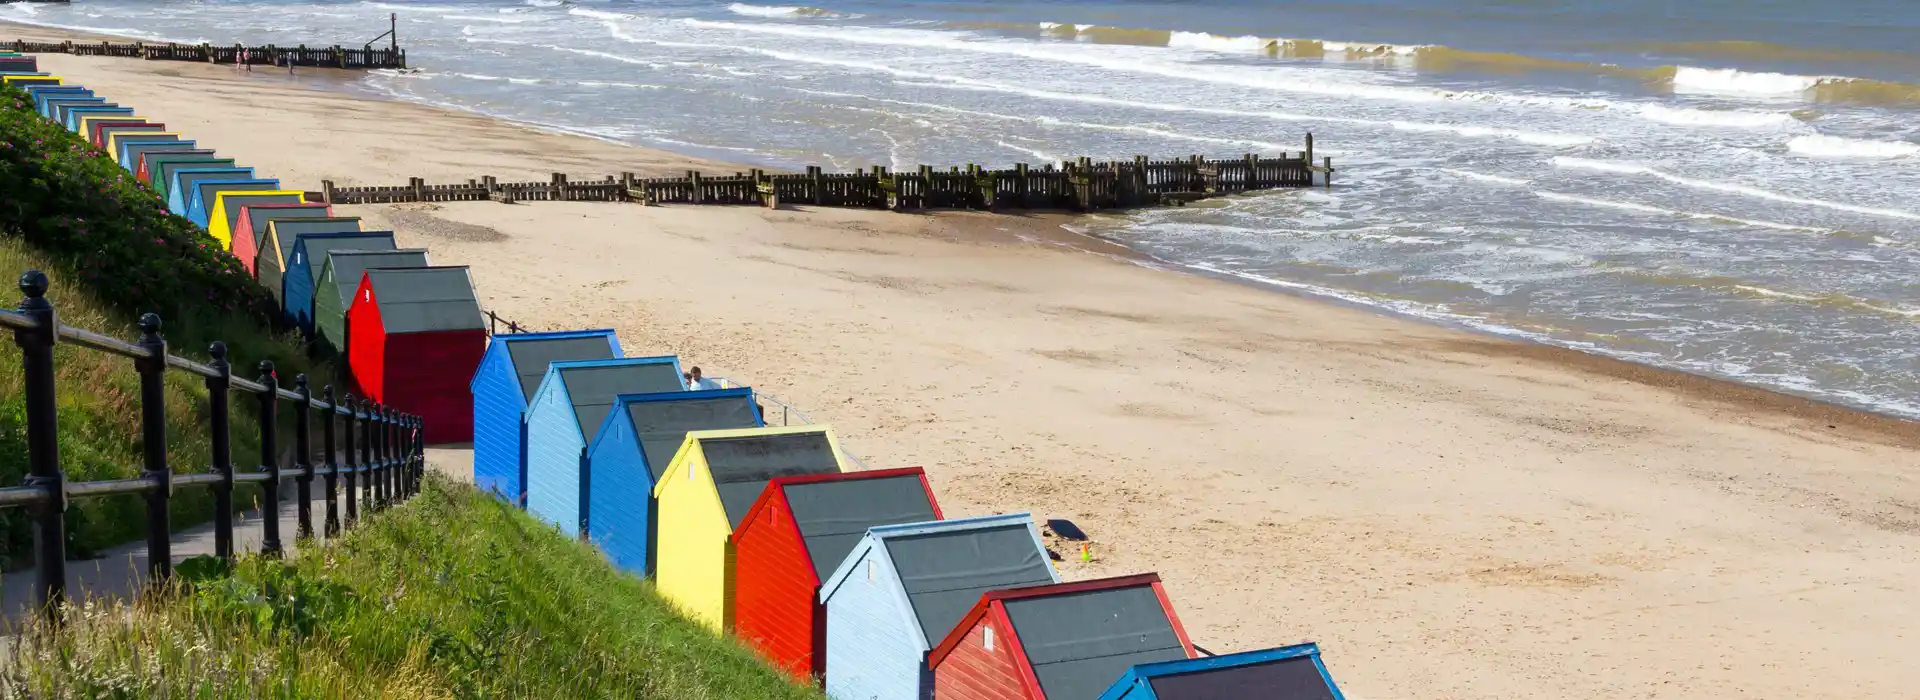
[3,14,407,70]
[316,138,1334,212]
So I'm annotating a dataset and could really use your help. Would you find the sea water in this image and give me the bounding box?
[7,0,1916,418]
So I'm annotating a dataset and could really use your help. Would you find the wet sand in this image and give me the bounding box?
[9,24,1920,700]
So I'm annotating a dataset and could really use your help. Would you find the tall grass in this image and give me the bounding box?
[2,476,827,699]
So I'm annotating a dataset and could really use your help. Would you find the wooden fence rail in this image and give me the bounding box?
[3,39,407,70]
[315,138,1335,211]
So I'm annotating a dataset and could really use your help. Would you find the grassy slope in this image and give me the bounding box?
[3,476,827,700]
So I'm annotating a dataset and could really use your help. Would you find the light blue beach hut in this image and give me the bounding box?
[821,514,1060,700]
[583,387,762,575]
[523,357,686,536]
[118,137,189,170]
[49,100,113,126]
[186,178,280,229]
[1097,642,1348,700]
[469,330,623,504]
[167,168,254,215]
[26,86,90,115]
[62,105,131,131]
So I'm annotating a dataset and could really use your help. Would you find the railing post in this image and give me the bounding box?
[322,386,340,537]
[134,313,172,586]
[207,342,234,562]
[342,394,358,526]
[391,409,404,499]
[293,375,314,541]
[257,361,282,558]
[375,408,390,506]
[358,398,374,510]
[412,415,425,496]
[15,271,66,622]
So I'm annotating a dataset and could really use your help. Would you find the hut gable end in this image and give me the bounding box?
[364,266,485,335]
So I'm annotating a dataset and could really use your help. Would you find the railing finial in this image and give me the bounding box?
[18,270,48,301]
[295,373,310,391]
[259,359,275,378]
[209,341,228,364]
[137,312,162,339]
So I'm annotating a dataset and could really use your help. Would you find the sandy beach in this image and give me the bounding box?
[10,23,1920,699]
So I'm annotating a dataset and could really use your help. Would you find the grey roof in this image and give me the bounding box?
[244,206,331,245]
[884,523,1055,646]
[265,218,363,264]
[504,337,616,401]
[297,233,397,285]
[554,363,686,442]
[172,170,252,197]
[219,193,302,239]
[193,181,278,216]
[323,248,427,307]
[785,475,937,581]
[1004,585,1187,700]
[701,432,841,529]
[623,392,759,481]
[1148,656,1337,700]
[364,267,485,335]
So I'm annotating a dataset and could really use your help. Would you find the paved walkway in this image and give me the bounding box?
[1,448,473,629]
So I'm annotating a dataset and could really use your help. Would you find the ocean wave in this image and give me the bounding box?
[726,3,847,19]
[1671,66,1820,95]
[1786,134,1920,159]
[1166,31,1272,53]
[1550,157,1920,221]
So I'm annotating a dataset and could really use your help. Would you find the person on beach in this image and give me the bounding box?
[688,367,719,391]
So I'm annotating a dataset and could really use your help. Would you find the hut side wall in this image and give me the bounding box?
[824,545,928,700]
[470,343,528,502]
[732,488,824,682]
[584,416,656,575]
[652,444,734,633]
[524,377,588,536]
[312,265,349,358]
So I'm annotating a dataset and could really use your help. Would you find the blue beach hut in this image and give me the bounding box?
[44,98,107,124]
[523,357,686,536]
[167,168,254,215]
[27,86,90,115]
[187,178,281,228]
[282,231,397,331]
[821,514,1061,700]
[583,388,763,575]
[470,330,624,503]
[1097,643,1348,700]
[118,137,188,168]
[63,105,131,131]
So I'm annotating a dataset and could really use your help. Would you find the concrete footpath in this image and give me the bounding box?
[0,448,473,629]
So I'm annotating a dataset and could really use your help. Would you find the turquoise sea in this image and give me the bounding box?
[7,0,1918,418]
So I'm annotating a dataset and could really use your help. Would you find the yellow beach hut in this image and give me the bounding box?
[208,190,306,250]
[652,425,847,633]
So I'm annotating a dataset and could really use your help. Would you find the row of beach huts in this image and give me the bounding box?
[5,57,1347,700]
[8,58,489,444]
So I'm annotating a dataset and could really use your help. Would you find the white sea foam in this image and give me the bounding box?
[1786,134,1920,159]
[1671,66,1822,96]
[1438,169,1531,186]
[1551,156,1920,220]
[727,3,809,18]
[1632,104,1799,128]
[1167,31,1271,53]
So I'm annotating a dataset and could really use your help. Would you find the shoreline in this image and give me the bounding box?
[10,22,1920,700]
[7,19,1915,432]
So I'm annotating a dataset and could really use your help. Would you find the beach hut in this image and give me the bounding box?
[94,123,166,149]
[470,329,622,503]
[187,179,280,228]
[346,266,487,444]
[1096,643,1348,700]
[142,153,227,189]
[166,168,254,215]
[929,574,1196,700]
[524,357,688,534]
[232,204,332,275]
[40,95,101,121]
[732,468,943,681]
[582,388,764,575]
[284,231,398,330]
[76,114,143,141]
[313,248,431,357]
[0,56,34,72]
[257,218,364,302]
[653,425,849,633]
[208,190,305,250]
[822,514,1060,700]
[1,75,60,87]
[118,138,192,171]
[68,108,134,133]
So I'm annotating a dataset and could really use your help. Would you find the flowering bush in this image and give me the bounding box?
[0,83,280,324]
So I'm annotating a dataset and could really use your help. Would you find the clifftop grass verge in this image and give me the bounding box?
[3,476,828,699]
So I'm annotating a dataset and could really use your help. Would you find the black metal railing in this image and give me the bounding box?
[0,270,424,624]
[484,309,529,336]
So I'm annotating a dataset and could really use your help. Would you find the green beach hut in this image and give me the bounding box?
[313,248,431,357]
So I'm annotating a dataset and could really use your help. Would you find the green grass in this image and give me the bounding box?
[2,476,828,700]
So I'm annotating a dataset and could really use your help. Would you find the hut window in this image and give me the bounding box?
[295,252,302,264]
[865,559,875,582]
[983,626,995,651]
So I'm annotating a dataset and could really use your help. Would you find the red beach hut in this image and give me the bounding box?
[930,573,1196,700]
[732,468,943,682]
[346,266,486,444]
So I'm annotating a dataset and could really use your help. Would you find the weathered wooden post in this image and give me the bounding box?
[134,313,171,586]
[690,171,705,204]
[1245,152,1259,190]
[1305,132,1314,164]
[550,173,566,202]
[257,361,282,558]
[322,180,337,205]
[411,177,426,202]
